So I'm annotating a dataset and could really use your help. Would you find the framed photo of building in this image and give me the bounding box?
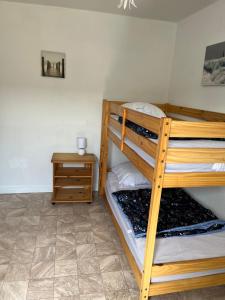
[41,50,65,78]
[202,41,225,85]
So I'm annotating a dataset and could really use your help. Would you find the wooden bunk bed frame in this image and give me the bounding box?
[99,100,225,300]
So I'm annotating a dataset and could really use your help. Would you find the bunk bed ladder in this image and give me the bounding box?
[139,117,172,300]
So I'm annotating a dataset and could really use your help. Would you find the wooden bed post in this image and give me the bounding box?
[99,100,110,196]
[139,117,171,300]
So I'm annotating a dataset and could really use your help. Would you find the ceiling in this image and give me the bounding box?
[3,0,219,22]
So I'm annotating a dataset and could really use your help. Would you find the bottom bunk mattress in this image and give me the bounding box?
[106,172,225,283]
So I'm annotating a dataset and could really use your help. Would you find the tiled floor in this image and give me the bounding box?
[0,193,225,300]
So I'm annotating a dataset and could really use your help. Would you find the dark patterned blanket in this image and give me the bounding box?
[118,117,225,141]
[112,188,225,238]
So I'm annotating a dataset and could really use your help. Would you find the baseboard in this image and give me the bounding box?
[0,185,52,194]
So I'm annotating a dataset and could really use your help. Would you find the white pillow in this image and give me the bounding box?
[122,102,166,118]
[108,172,150,193]
[112,162,150,187]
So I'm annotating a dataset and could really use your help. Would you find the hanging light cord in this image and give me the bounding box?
[118,0,137,10]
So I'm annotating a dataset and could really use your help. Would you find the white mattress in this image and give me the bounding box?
[106,172,225,282]
[109,126,225,173]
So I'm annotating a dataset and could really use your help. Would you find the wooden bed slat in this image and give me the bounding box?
[167,103,225,122]
[109,102,123,116]
[167,148,225,163]
[123,143,154,182]
[109,116,121,131]
[108,129,121,149]
[163,172,225,188]
[108,129,154,182]
[109,116,157,159]
[149,273,225,296]
[126,127,157,159]
[126,108,161,135]
[152,256,225,278]
[170,121,225,138]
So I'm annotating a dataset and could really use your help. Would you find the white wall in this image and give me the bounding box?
[0,1,176,193]
[169,0,225,218]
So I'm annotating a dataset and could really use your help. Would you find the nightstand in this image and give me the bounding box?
[51,153,96,204]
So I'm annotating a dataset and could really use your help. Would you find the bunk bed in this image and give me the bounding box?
[98,100,225,300]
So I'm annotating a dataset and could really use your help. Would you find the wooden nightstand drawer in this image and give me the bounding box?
[54,177,91,187]
[51,153,96,204]
[55,188,91,202]
[55,167,92,178]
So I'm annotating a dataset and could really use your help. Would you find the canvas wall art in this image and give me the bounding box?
[202,41,225,85]
[41,50,65,78]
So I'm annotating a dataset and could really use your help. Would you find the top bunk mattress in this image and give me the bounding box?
[109,126,225,173]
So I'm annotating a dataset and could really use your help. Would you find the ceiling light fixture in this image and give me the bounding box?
[118,0,137,10]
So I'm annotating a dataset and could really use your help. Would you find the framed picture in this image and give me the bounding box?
[41,50,65,78]
[202,41,225,85]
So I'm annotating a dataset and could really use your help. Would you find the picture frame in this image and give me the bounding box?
[202,41,225,86]
[41,50,65,78]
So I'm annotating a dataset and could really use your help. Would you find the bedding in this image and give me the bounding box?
[112,161,150,187]
[122,102,166,119]
[112,188,225,238]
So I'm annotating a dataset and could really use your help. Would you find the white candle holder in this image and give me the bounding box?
[77,137,87,155]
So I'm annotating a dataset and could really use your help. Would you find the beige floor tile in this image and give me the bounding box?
[5,216,22,227]
[55,246,77,261]
[77,257,100,275]
[19,224,40,236]
[78,274,104,295]
[80,295,106,300]
[98,255,122,273]
[57,206,74,216]
[39,215,57,226]
[54,275,79,298]
[0,250,12,264]
[21,216,40,226]
[1,280,28,300]
[119,255,130,271]
[73,204,89,215]
[31,260,54,279]
[36,233,56,248]
[0,264,8,281]
[33,246,55,262]
[57,221,74,234]
[39,224,57,235]
[0,235,16,250]
[95,242,117,257]
[56,234,76,247]
[106,290,137,300]
[5,263,31,281]
[76,244,97,259]
[93,228,117,244]
[57,215,75,224]
[54,296,79,300]
[101,271,127,292]
[15,232,36,250]
[6,207,27,217]
[11,249,34,264]
[74,215,89,226]
[123,271,138,290]
[75,231,94,244]
[55,259,78,277]
[27,278,54,300]
[73,222,92,232]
